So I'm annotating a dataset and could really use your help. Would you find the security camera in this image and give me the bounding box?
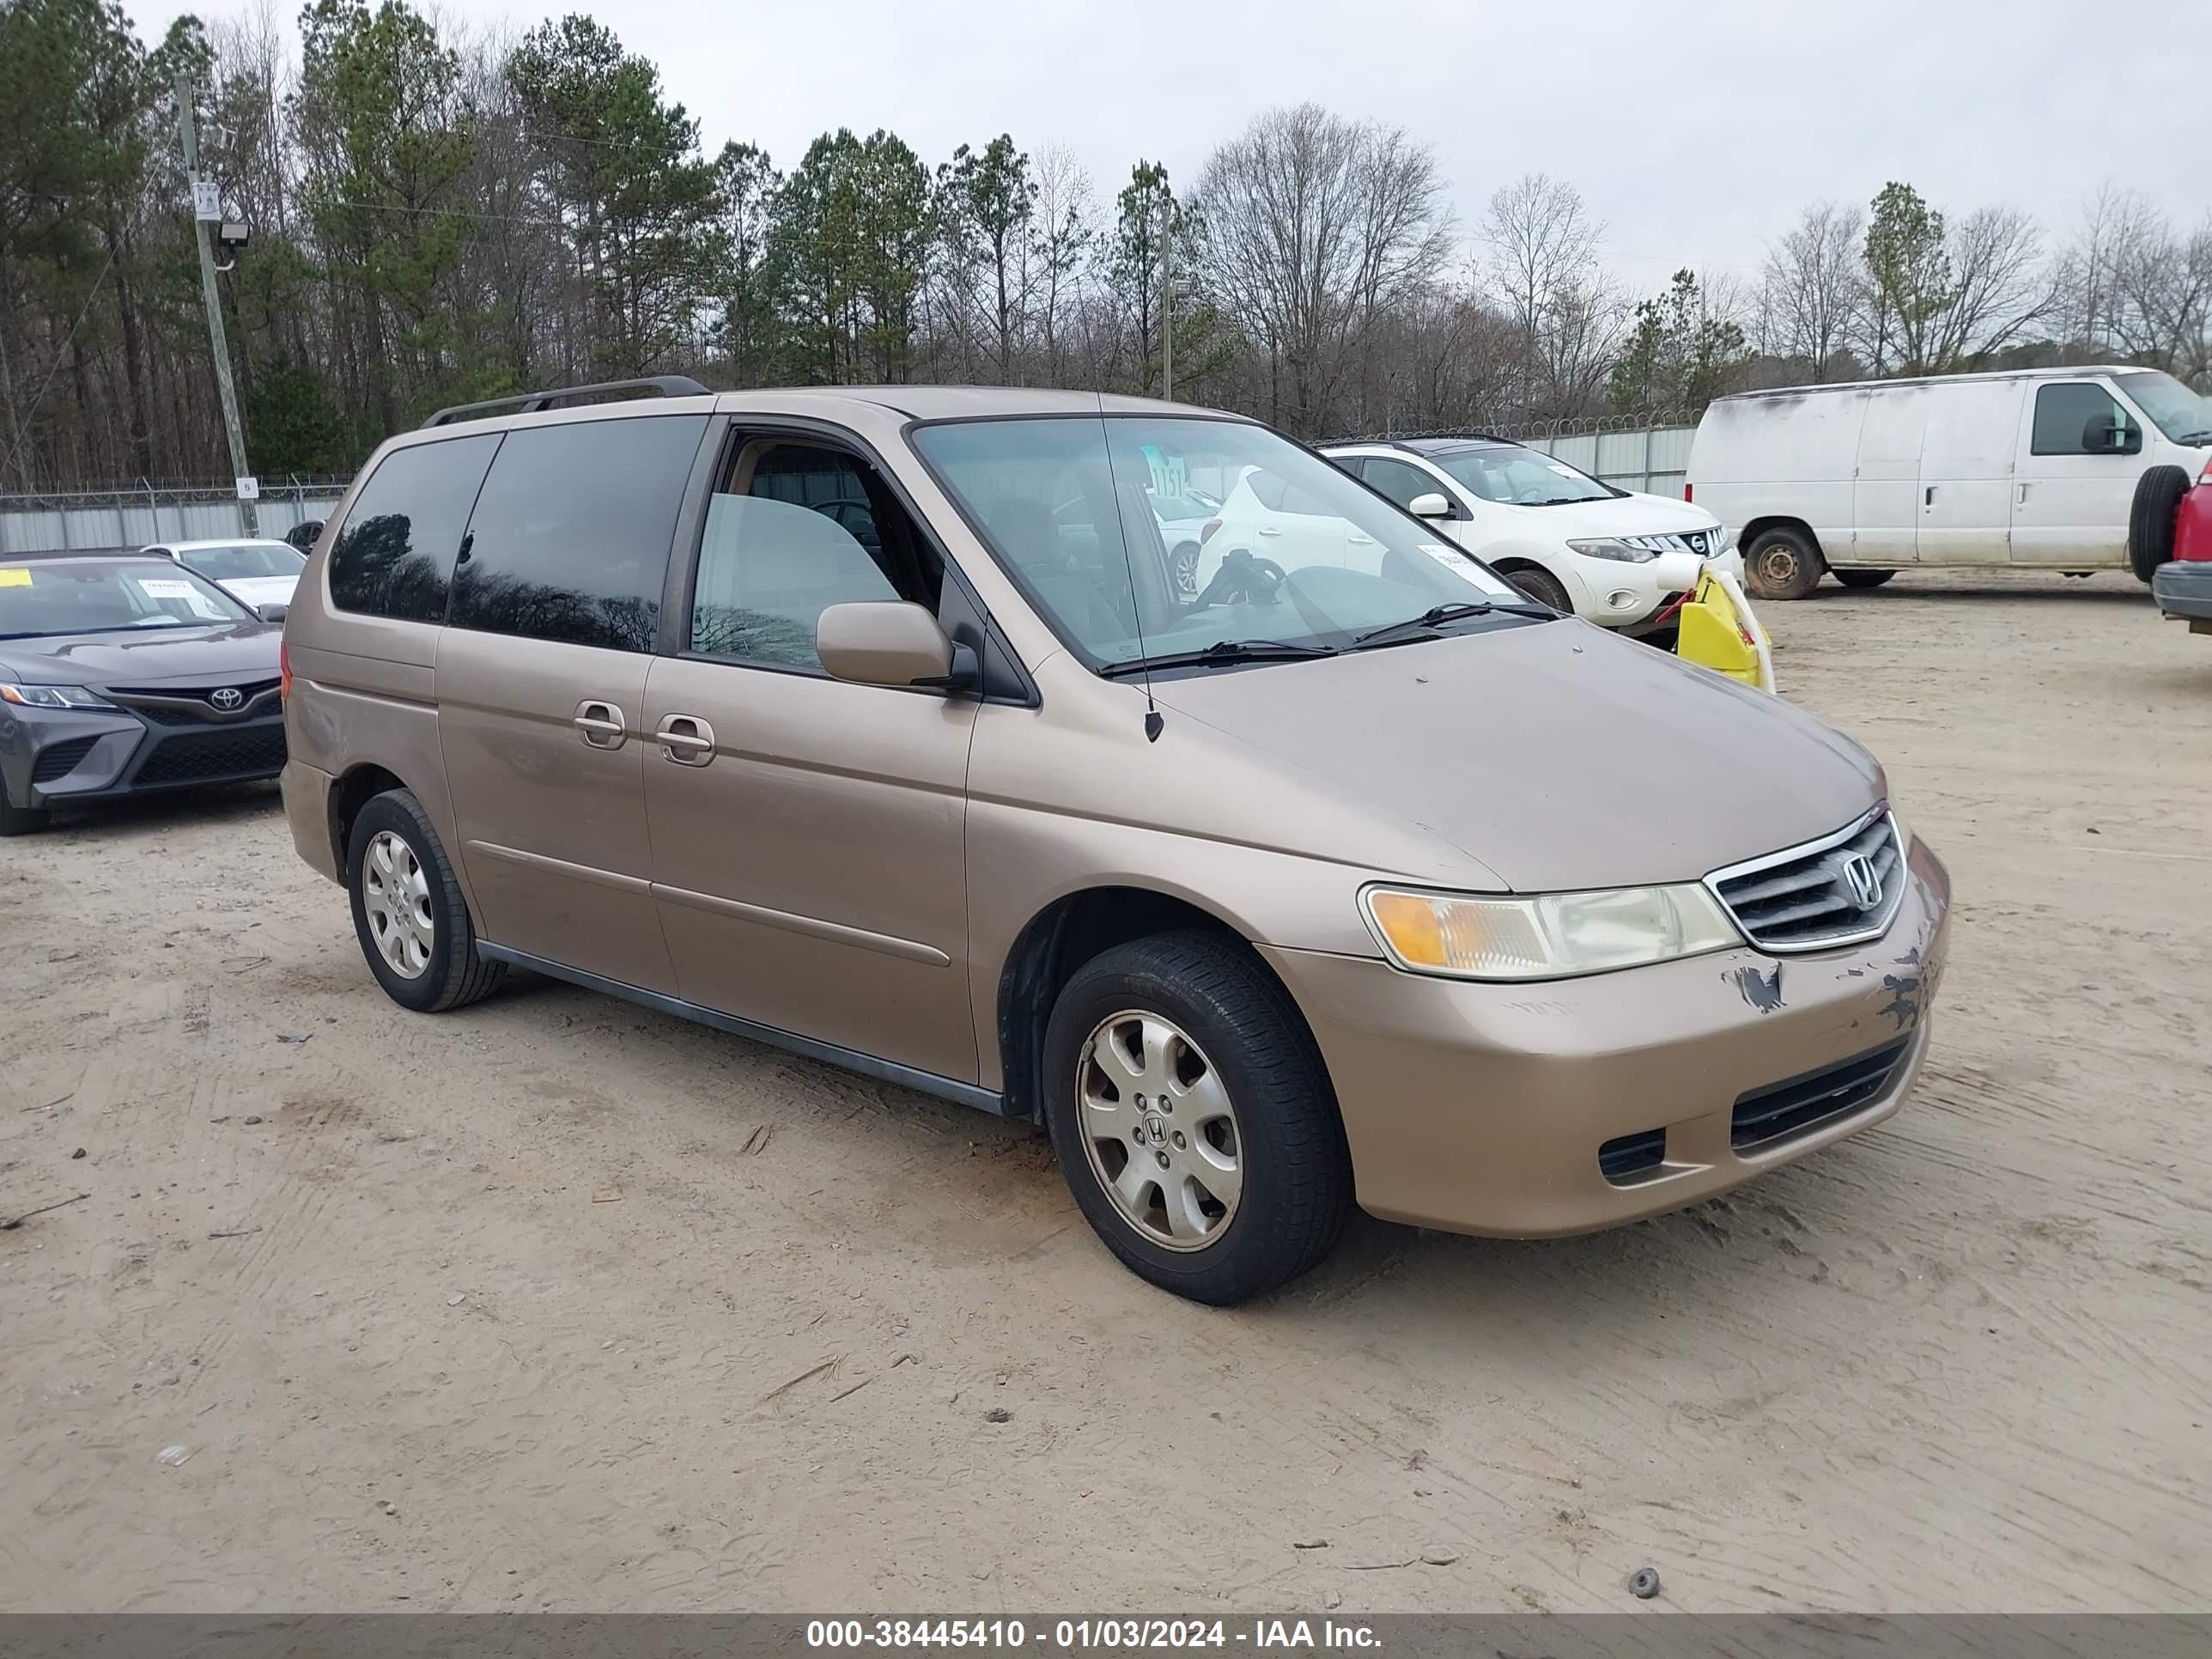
[213,220,249,271]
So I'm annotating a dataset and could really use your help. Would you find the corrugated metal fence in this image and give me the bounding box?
[0,481,349,556]
[1516,424,1696,499]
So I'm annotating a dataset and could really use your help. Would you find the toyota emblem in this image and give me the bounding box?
[1838,852,1883,911]
[210,686,244,711]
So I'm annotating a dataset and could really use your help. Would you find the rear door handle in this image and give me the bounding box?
[1923,487,1936,507]
[573,699,627,749]
[655,714,716,766]
[1257,525,1283,537]
[2016,483,2030,505]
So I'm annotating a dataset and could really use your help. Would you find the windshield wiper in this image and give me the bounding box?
[1098,638,1338,678]
[1348,600,1553,651]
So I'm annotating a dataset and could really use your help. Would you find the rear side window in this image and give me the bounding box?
[326,434,500,622]
[2031,383,2140,455]
[447,415,708,653]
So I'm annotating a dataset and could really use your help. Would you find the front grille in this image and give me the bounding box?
[1598,1127,1668,1183]
[1733,1037,1911,1152]
[32,737,99,784]
[130,724,287,787]
[1622,529,1714,557]
[107,678,281,725]
[1709,811,1904,951]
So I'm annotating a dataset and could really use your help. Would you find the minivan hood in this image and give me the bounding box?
[1503,489,1719,540]
[0,623,280,687]
[1150,620,1881,891]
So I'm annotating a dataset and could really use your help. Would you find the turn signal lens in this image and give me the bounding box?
[279,641,291,701]
[1363,883,1741,981]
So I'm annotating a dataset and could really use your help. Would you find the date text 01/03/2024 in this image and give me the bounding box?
[805,1620,1383,1650]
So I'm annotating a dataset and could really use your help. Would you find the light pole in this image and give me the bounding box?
[176,76,257,537]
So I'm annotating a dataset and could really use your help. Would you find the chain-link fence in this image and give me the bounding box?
[1330,414,1701,499]
[0,477,350,556]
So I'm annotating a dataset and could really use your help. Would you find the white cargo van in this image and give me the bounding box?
[1688,367,2212,598]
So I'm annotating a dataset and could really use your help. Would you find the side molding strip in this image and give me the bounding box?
[474,941,1012,1117]
[652,882,951,967]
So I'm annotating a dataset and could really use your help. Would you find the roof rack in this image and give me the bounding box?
[421,374,711,429]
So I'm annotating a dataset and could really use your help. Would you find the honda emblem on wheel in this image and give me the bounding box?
[210,686,243,710]
[1839,852,1883,910]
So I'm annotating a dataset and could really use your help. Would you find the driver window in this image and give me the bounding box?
[1363,457,1445,512]
[689,440,941,672]
[2031,383,2138,456]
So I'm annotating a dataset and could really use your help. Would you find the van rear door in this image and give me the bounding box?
[2010,380,2141,567]
[1852,386,1927,565]
[1917,379,2026,564]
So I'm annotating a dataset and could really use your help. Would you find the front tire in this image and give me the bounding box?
[1833,568,1896,589]
[0,783,51,836]
[1500,563,1572,611]
[1041,932,1352,1304]
[346,788,506,1013]
[1746,527,1825,599]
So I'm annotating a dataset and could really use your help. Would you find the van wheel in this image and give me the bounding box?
[1041,932,1352,1304]
[346,788,507,1013]
[0,785,51,837]
[2129,465,2190,581]
[1833,568,1896,589]
[1500,564,1572,611]
[1745,527,1825,599]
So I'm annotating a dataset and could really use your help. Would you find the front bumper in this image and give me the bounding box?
[1263,837,1952,1237]
[2152,557,2212,626]
[0,702,286,810]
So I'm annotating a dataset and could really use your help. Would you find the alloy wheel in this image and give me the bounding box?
[1076,1010,1243,1251]
[361,829,434,980]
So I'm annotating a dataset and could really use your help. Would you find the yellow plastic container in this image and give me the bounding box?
[1675,569,1775,692]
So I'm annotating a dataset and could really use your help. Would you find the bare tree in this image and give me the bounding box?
[1480,173,1621,419]
[1927,204,2050,368]
[1194,103,1451,434]
[1759,200,1863,380]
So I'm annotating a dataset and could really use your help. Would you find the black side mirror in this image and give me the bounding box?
[2083,414,2142,455]
[255,602,289,624]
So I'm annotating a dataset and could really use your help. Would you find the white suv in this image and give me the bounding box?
[1319,437,1739,633]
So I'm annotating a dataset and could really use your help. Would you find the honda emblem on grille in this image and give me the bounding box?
[1838,852,1883,910]
[210,687,244,710]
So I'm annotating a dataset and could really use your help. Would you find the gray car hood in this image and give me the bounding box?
[1151,617,1883,891]
[0,623,282,687]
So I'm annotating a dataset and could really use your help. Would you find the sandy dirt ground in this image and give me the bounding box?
[2,570,2207,1615]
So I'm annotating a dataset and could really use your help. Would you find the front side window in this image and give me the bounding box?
[909,416,1532,674]
[689,441,942,672]
[178,543,307,581]
[1431,444,1619,506]
[1363,455,1451,513]
[2031,383,2140,455]
[2112,371,2212,445]
[448,415,708,652]
[0,559,249,639]
[327,434,501,622]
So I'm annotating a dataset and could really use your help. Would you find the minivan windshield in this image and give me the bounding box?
[0,557,251,640]
[2114,371,2212,445]
[177,542,307,581]
[1429,443,1622,506]
[910,416,1536,674]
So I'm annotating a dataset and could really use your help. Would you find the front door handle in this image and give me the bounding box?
[655,714,716,766]
[573,699,627,749]
[2016,483,2030,506]
[1923,486,1936,508]
[1257,524,1283,536]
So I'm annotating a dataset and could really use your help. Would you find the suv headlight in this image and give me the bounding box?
[1565,538,1656,563]
[1364,883,1741,981]
[0,684,113,709]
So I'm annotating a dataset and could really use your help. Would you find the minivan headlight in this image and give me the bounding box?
[0,683,113,709]
[1363,883,1741,981]
[1565,538,1656,563]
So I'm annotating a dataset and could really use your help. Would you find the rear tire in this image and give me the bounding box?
[346,788,507,1013]
[1041,931,1352,1304]
[1833,568,1896,590]
[0,785,51,837]
[1746,527,1825,600]
[1500,563,1572,612]
[2129,465,2190,581]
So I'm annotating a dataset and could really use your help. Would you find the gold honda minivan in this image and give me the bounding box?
[281,380,1950,1304]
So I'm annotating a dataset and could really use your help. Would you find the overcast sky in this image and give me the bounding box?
[146,0,2208,292]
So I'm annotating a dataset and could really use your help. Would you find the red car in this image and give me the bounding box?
[2152,461,2212,635]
